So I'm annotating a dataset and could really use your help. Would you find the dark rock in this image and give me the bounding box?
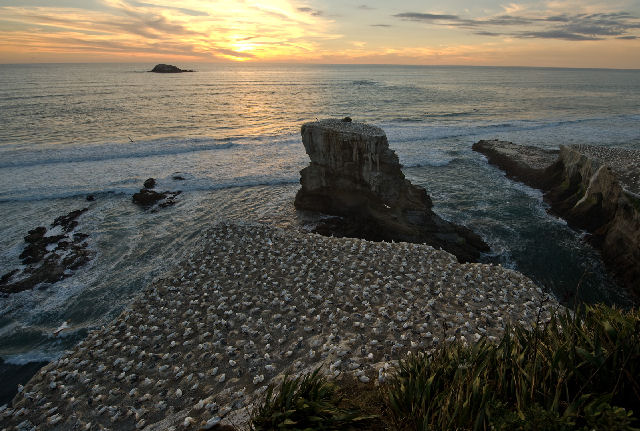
[0,269,19,285]
[295,119,489,262]
[1,209,94,295]
[132,189,166,206]
[143,178,156,189]
[172,175,185,181]
[149,64,194,73]
[158,191,181,208]
[24,227,47,244]
[472,140,559,189]
[86,194,95,202]
[19,233,64,265]
[73,232,89,242]
[132,187,181,209]
[342,116,352,122]
[52,208,88,232]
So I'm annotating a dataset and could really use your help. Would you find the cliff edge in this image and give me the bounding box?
[473,140,640,297]
[295,119,489,262]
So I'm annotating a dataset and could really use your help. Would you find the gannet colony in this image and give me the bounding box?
[2,222,556,430]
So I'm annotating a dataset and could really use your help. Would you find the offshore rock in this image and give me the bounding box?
[149,64,194,73]
[132,178,181,209]
[143,177,156,189]
[473,140,640,298]
[295,119,489,262]
[0,209,93,294]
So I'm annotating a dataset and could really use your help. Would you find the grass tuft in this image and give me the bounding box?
[387,304,640,430]
[250,368,376,430]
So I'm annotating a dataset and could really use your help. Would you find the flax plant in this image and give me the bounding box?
[387,304,640,430]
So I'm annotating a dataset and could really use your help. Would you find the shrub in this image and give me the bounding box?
[387,304,640,430]
[250,369,375,430]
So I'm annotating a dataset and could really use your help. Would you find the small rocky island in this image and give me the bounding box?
[149,64,194,73]
[473,140,640,297]
[295,118,489,262]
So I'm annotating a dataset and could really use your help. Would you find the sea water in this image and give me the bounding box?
[1,63,639,380]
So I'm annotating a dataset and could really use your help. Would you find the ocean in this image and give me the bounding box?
[0,63,639,397]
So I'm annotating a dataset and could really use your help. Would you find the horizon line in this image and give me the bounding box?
[1,61,639,71]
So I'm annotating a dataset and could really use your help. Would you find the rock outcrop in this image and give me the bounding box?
[132,179,181,209]
[0,208,94,294]
[295,119,489,262]
[473,140,640,298]
[149,64,194,73]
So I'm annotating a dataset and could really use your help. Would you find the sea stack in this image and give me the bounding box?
[294,119,489,262]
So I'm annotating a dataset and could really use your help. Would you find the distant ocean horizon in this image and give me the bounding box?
[1,63,638,379]
[2,61,639,70]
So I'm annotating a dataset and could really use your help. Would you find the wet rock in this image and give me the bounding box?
[295,119,489,262]
[52,208,88,232]
[149,64,194,73]
[132,189,181,208]
[134,178,181,209]
[86,194,95,202]
[0,209,94,295]
[25,226,47,243]
[133,189,165,206]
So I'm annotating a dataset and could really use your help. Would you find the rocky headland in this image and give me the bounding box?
[473,140,640,297]
[2,222,555,430]
[295,119,489,263]
[149,64,194,73]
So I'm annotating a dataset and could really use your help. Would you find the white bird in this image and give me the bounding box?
[53,321,70,337]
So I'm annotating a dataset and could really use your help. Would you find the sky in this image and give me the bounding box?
[1,0,639,68]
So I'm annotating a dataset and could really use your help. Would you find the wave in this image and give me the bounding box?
[0,175,300,203]
[2,350,63,365]
[391,111,479,122]
[402,157,455,168]
[350,80,378,86]
[0,139,238,169]
[384,114,640,145]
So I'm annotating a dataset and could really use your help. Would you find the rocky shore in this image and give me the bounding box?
[473,140,640,298]
[295,119,489,262]
[2,222,556,430]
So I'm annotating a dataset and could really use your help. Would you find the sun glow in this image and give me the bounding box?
[0,0,335,63]
[0,0,638,67]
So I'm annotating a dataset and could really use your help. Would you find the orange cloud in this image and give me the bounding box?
[0,1,338,62]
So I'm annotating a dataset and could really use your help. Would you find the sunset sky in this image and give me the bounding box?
[1,0,639,68]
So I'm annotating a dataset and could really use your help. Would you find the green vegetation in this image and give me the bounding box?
[388,304,639,430]
[250,305,640,430]
[249,369,377,430]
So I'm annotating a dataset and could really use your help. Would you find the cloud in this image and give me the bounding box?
[519,30,602,40]
[393,8,640,41]
[0,1,337,61]
[371,24,391,27]
[357,5,375,10]
[297,7,323,17]
[394,12,460,22]
[126,0,208,17]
